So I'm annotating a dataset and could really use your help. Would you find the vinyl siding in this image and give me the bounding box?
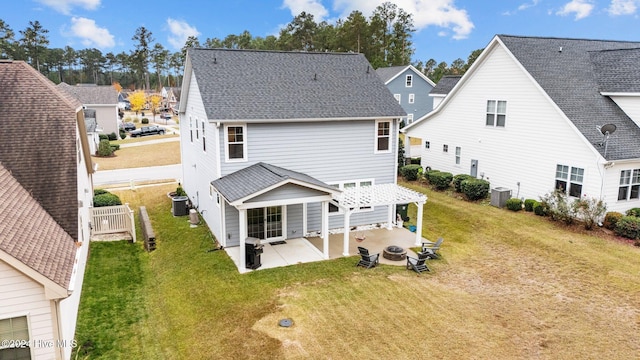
[386,69,434,121]
[92,105,119,135]
[408,44,604,204]
[246,184,328,203]
[609,96,640,129]
[287,204,304,238]
[602,162,640,213]
[0,261,56,360]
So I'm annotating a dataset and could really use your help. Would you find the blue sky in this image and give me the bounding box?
[3,0,639,64]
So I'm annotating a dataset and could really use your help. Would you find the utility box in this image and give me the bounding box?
[491,187,512,208]
[172,196,189,216]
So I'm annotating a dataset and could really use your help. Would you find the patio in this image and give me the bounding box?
[225,227,427,272]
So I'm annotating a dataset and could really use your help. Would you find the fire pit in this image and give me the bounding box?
[383,245,407,261]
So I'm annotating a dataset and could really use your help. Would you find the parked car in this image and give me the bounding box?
[129,125,166,137]
[161,112,172,120]
[120,122,136,131]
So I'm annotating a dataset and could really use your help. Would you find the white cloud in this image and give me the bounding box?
[330,0,474,40]
[608,0,637,15]
[167,19,201,50]
[556,0,594,20]
[37,0,100,15]
[282,0,330,20]
[69,17,114,48]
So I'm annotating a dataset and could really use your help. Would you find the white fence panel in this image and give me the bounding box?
[90,204,136,242]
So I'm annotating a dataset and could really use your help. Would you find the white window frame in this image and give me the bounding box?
[408,93,415,104]
[406,113,414,124]
[555,164,584,198]
[425,141,430,149]
[195,118,199,139]
[328,179,375,214]
[443,144,448,153]
[202,121,206,152]
[189,116,193,143]
[618,169,640,201]
[374,119,392,154]
[455,146,461,165]
[224,124,248,162]
[0,314,33,360]
[406,74,413,87]
[394,94,401,104]
[486,100,507,127]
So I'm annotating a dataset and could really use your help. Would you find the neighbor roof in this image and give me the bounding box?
[375,65,407,83]
[0,162,77,289]
[58,82,118,105]
[187,49,406,121]
[0,60,80,240]
[429,75,462,95]
[211,162,338,203]
[497,35,640,160]
[590,48,640,93]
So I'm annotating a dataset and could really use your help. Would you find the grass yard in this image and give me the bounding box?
[74,183,640,359]
[92,141,181,170]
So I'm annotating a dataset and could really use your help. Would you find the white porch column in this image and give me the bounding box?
[239,208,247,272]
[343,210,350,256]
[303,203,308,236]
[386,204,393,230]
[415,201,424,246]
[321,201,329,259]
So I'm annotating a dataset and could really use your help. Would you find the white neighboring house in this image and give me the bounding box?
[58,83,119,136]
[0,61,93,360]
[404,35,640,214]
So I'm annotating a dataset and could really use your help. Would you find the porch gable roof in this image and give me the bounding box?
[212,162,340,205]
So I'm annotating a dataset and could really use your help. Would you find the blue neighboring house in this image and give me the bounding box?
[178,49,427,271]
[376,65,436,125]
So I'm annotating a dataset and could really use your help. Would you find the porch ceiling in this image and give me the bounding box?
[335,183,427,208]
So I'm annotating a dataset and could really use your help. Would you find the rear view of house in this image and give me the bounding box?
[0,61,93,360]
[179,49,427,271]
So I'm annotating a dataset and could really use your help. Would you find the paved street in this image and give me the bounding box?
[94,164,182,186]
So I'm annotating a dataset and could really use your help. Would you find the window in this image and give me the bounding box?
[225,125,247,161]
[555,164,584,197]
[189,117,193,142]
[0,316,31,360]
[375,120,391,153]
[425,141,430,149]
[406,74,413,87]
[202,122,206,152]
[394,94,401,104]
[408,93,415,104]
[406,113,414,124]
[328,180,374,213]
[486,100,507,127]
[443,144,448,153]
[195,118,199,139]
[455,147,461,165]
[618,169,640,201]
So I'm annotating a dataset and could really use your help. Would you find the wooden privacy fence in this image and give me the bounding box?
[90,204,136,242]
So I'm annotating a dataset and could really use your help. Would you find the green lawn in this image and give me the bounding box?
[74,182,640,359]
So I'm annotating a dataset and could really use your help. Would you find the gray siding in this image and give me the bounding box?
[287,204,304,238]
[247,183,328,203]
[225,202,240,247]
[386,69,434,122]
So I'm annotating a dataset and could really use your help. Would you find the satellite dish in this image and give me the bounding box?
[600,123,617,135]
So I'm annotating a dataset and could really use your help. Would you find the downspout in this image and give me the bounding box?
[51,299,65,360]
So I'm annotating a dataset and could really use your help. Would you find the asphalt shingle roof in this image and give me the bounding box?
[189,49,406,121]
[498,35,640,160]
[211,162,337,203]
[57,82,118,105]
[375,65,407,83]
[430,75,462,95]
[0,60,80,288]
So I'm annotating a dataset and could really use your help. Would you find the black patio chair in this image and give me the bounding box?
[421,237,443,258]
[356,246,379,269]
[406,255,430,273]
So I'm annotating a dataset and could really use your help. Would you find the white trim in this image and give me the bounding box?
[237,194,333,210]
[406,113,414,124]
[374,119,392,154]
[0,249,68,299]
[224,124,248,162]
[394,94,401,104]
[229,178,340,206]
[219,115,400,124]
[383,65,436,87]
[408,93,415,104]
[601,92,640,97]
[405,74,413,87]
[327,179,375,215]
[0,313,35,360]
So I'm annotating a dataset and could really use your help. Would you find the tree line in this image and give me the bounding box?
[0,2,481,90]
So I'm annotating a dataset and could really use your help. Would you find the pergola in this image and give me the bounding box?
[332,183,428,256]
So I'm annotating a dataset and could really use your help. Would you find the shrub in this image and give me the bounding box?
[614,216,640,239]
[119,129,126,140]
[505,198,523,211]
[141,118,149,124]
[625,208,640,217]
[107,132,118,141]
[603,211,623,230]
[572,196,607,230]
[540,190,575,225]
[452,174,474,193]
[533,201,548,216]
[176,186,187,197]
[399,164,423,181]
[524,199,537,212]
[96,139,114,157]
[429,171,453,190]
[424,169,440,183]
[461,178,490,201]
[110,144,120,151]
[93,193,122,207]
[93,188,109,196]
[98,134,108,141]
